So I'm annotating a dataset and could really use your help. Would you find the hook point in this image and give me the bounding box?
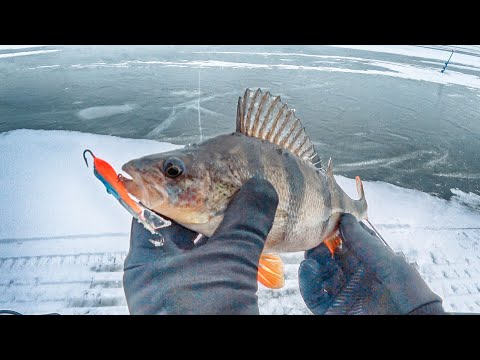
[83,149,95,167]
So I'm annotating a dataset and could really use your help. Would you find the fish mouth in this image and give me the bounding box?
[118,173,141,198]
[119,163,167,210]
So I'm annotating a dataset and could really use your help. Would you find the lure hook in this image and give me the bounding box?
[83,149,95,168]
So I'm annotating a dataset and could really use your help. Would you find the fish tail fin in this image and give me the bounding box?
[257,253,285,289]
[356,176,365,200]
[355,176,368,220]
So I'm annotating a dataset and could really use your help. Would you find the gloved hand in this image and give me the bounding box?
[299,214,445,315]
[123,177,279,315]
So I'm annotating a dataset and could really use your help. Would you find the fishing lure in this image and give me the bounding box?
[83,150,171,243]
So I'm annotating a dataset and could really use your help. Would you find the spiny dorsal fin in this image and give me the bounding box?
[236,88,322,169]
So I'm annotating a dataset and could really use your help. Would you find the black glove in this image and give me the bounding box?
[299,213,445,315]
[123,177,279,315]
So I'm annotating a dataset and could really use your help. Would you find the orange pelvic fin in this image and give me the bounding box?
[257,253,285,289]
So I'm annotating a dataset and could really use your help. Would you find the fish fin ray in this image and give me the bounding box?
[245,89,261,136]
[236,96,244,133]
[257,253,285,289]
[324,233,342,256]
[356,176,365,201]
[236,88,322,169]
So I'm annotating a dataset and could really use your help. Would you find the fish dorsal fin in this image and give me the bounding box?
[236,88,322,169]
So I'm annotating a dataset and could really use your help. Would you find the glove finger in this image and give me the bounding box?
[304,242,332,262]
[334,245,361,280]
[306,242,360,282]
[299,258,345,315]
[129,218,166,250]
[299,259,331,314]
[125,218,176,271]
[207,177,278,256]
[359,221,378,237]
[300,257,334,285]
[164,228,198,250]
[339,214,396,271]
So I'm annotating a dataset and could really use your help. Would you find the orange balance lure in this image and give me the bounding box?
[83,150,171,241]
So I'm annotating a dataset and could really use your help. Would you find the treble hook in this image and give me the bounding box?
[83,149,95,167]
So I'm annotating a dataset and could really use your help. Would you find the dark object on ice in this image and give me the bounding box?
[441,49,455,73]
[123,177,279,314]
[0,310,24,315]
[0,310,60,315]
[298,213,445,315]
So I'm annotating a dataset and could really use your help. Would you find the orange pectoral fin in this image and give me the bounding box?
[257,253,285,289]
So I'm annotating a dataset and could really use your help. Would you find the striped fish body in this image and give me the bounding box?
[120,89,368,254]
[184,132,366,252]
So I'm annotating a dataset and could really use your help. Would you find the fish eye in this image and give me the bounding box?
[163,157,185,178]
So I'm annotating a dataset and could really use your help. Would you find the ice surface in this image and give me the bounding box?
[1,130,480,314]
[190,47,480,89]
[0,49,60,59]
[147,93,230,137]
[77,104,136,120]
[0,45,50,50]
[18,46,480,90]
[451,188,480,212]
[170,90,200,98]
[57,57,480,90]
[328,45,480,69]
